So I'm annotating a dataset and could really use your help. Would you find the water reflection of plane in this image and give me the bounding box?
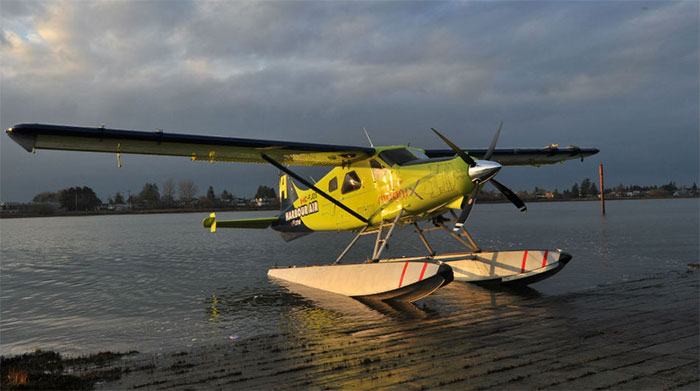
[206,279,544,324]
[275,276,555,389]
[204,284,317,322]
[276,280,431,320]
[200,279,556,389]
[203,281,430,334]
[422,281,542,310]
[273,278,543,321]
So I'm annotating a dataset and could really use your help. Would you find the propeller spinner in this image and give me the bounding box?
[431,123,526,231]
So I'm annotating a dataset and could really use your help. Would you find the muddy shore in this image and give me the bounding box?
[4,270,698,390]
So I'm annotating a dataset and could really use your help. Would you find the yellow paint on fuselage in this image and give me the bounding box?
[289,146,474,231]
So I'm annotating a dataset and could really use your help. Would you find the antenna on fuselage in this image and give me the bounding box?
[362,127,374,148]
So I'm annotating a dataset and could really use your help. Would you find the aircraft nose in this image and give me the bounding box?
[468,160,502,183]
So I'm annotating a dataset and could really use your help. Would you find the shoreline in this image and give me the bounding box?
[1,196,697,220]
[3,269,698,390]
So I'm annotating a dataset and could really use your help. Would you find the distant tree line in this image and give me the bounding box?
[10,178,697,218]
[255,185,276,199]
[33,186,101,211]
[106,179,280,210]
[478,179,698,202]
[19,180,280,216]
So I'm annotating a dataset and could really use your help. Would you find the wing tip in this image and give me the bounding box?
[6,124,36,152]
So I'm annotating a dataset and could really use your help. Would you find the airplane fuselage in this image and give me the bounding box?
[274,146,474,233]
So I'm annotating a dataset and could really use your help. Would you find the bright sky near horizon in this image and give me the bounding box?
[1,0,697,202]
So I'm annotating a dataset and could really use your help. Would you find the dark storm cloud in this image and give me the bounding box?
[1,0,697,202]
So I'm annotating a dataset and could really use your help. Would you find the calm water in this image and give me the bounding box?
[1,199,697,356]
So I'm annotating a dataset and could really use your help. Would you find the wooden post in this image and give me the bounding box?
[599,162,606,215]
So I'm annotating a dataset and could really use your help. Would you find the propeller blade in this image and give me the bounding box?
[454,186,479,231]
[484,121,503,160]
[490,179,527,212]
[430,128,476,167]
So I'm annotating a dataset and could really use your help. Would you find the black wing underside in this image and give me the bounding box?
[7,123,598,167]
[424,146,599,166]
[6,123,375,167]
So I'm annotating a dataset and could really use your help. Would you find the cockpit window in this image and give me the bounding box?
[379,148,419,166]
[341,171,362,194]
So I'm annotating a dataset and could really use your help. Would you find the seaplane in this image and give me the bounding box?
[6,123,598,302]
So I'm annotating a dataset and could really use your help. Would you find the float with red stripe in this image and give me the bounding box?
[268,260,453,302]
[381,249,572,286]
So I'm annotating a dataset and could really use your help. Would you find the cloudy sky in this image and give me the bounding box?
[1,0,697,202]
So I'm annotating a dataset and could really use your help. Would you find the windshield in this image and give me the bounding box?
[378,149,419,166]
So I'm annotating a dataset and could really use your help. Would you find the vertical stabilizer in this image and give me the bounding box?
[275,173,311,241]
[279,173,298,210]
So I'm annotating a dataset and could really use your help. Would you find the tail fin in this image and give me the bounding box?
[279,173,298,210]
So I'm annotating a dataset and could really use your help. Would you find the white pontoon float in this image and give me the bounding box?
[268,217,573,302]
[269,260,453,302]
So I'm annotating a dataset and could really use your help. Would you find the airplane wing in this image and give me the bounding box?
[6,123,375,167]
[423,145,599,166]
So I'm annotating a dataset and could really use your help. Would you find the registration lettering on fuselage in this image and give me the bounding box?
[285,201,319,221]
[379,188,410,204]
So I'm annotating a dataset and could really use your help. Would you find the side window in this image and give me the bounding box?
[328,177,338,192]
[341,171,362,194]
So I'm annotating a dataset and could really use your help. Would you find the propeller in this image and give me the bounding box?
[454,186,478,231]
[431,123,526,231]
[430,128,476,167]
[490,178,527,211]
[484,121,502,160]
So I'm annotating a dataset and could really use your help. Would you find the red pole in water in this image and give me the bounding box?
[599,162,606,215]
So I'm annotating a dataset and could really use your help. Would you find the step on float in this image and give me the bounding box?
[268,261,453,303]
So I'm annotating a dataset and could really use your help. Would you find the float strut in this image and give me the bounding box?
[446,209,480,252]
[413,222,435,256]
[457,227,481,252]
[435,221,480,252]
[334,226,368,264]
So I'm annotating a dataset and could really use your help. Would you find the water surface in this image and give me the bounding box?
[1,199,697,355]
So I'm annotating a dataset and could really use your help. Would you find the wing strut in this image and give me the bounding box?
[260,153,369,224]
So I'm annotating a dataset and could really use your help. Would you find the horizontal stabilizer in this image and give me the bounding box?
[202,213,277,232]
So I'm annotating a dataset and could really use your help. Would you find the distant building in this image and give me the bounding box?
[534,192,555,200]
[254,197,276,207]
[106,202,128,211]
